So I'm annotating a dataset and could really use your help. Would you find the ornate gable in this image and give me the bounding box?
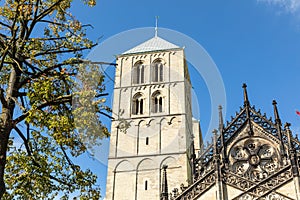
[168,84,300,200]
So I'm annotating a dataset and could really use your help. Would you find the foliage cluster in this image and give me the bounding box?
[0,0,109,199]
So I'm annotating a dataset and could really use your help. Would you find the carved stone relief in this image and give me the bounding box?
[229,137,280,182]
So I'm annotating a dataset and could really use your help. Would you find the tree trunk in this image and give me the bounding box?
[0,114,11,199]
[0,68,17,199]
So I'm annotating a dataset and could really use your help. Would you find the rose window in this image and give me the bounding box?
[229,138,279,181]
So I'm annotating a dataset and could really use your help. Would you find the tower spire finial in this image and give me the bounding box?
[218,105,224,132]
[272,100,281,124]
[155,16,159,37]
[242,83,250,107]
[273,100,286,158]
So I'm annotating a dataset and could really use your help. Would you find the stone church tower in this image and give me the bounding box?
[105,35,202,200]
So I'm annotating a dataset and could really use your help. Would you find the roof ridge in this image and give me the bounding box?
[122,36,179,54]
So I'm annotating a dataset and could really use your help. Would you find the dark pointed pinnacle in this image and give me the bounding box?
[161,165,169,199]
[272,100,281,124]
[242,83,250,107]
[285,122,293,148]
[218,105,224,131]
[218,106,226,159]
[285,122,291,134]
[213,129,218,155]
[213,129,218,137]
[285,122,291,129]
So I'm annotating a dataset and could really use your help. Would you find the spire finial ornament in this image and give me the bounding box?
[218,105,226,163]
[243,83,253,136]
[213,129,218,155]
[272,100,281,124]
[155,16,159,37]
[285,122,300,176]
[242,83,250,107]
[285,122,293,149]
[273,100,286,158]
[218,105,224,132]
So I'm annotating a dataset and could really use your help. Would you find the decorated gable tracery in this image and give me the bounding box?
[167,84,300,200]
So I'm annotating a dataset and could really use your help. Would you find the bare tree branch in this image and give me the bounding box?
[32,45,95,58]
[0,22,11,29]
[60,144,76,171]
[14,125,73,188]
[35,0,64,22]
[13,126,31,156]
[18,59,84,88]
[13,94,72,125]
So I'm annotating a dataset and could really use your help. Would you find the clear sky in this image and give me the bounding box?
[70,0,300,198]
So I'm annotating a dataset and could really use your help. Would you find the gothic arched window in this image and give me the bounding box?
[152,59,163,82]
[132,93,144,115]
[152,91,163,113]
[132,61,145,84]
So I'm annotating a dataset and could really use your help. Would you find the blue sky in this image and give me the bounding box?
[71,0,300,198]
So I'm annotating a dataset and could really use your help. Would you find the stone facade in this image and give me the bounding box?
[105,36,300,200]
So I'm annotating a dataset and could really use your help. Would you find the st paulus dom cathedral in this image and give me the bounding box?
[104,33,300,200]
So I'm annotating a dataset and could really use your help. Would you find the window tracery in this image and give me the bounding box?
[229,137,280,182]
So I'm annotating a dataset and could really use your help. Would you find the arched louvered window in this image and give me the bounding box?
[132,61,145,84]
[152,91,163,113]
[152,60,163,82]
[132,93,144,115]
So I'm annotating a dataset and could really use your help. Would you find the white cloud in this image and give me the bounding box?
[258,0,300,14]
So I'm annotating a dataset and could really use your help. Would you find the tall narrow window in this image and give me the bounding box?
[140,65,144,83]
[133,61,145,84]
[152,91,163,113]
[159,97,162,112]
[145,180,148,190]
[159,63,163,81]
[140,99,143,114]
[135,99,139,114]
[152,60,163,82]
[146,137,149,145]
[132,93,144,115]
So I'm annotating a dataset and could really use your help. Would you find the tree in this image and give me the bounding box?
[0,0,111,199]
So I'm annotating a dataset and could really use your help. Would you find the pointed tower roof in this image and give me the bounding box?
[123,36,180,54]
